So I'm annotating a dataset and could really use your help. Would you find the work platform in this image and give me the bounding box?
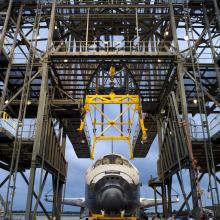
[0,118,67,180]
[158,131,220,179]
[0,99,92,158]
[157,94,220,178]
[192,139,220,172]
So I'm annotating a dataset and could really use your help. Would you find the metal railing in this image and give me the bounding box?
[189,114,220,140]
[0,117,36,140]
[84,121,92,147]
[132,121,141,148]
[2,40,175,64]
[60,0,168,5]
[51,40,176,54]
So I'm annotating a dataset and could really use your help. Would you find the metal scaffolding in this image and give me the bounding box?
[0,0,219,219]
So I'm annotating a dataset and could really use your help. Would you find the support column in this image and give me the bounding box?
[212,0,220,32]
[157,118,168,217]
[52,177,63,220]
[62,121,67,156]
[169,1,200,218]
[0,0,13,53]
[156,118,163,179]
[0,5,23,110]
[85,8,90,51]
[203,6,220,91]
[153,185,158,215]
[25,2,57,219]
[161,183,167,218]
[167,177,172,216]
[135,8,139,39]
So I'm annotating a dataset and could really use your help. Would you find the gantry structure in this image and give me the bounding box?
[0,0,220,219]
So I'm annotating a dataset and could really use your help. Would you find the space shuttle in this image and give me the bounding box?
[46,154,178,217]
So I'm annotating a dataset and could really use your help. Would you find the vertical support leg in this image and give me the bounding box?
[216,175,220,185]
[52,177,63,220]
[169,1,200,218]
[25,2,56,219]
[25,163,36,220]
[157,117,168,217]
[0,0,13,53]
[0,4,23,110]
[25,61,49,220]
[212,0,220,31]
[153,186,158,215]
[85,8,90,51]
[203,6,220,92]
[162,183,167,218]
[157,118,168,216]
[167,177,172,216]
[62,120,67,155]
[156,118,163,179]
[189,166,200,218]
[135,8,139,40]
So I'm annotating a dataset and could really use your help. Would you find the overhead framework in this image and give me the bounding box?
[0,0,219,219]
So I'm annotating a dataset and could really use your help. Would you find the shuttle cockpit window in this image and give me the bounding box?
[102,157,110,165]
[94,160,102,168]
[115,157,123,165]
[98,155,132,167]
[123,159,129,166]
[101,155,123,165]
[123,159,132,167]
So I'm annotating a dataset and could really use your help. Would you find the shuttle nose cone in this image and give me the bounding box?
[100,187,124,211]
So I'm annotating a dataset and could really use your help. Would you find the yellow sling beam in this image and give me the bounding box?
[78,92,147,159]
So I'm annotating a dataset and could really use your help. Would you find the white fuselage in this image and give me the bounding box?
[84,154,140,216]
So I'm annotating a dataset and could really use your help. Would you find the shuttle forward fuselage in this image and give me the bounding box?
[45,154,179,217]
[85,154,140,216]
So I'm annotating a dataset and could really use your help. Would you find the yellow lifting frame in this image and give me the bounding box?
[78,92,147,160]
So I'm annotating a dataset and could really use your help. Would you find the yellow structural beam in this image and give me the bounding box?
[96,136,130,141]
[85,92,139,105]
[78,92,147,160]
[89,214,137,220]
[0,111,10,120]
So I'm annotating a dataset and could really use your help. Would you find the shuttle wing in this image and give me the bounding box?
[45,196,86,207]
[140,197,179,208]
[61,198,86,207]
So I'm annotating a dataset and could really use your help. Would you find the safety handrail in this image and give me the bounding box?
[189,114,220,140]
[51,40,176,54]
[0,113,36,140]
